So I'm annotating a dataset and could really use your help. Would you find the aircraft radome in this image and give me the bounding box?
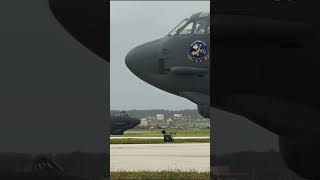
[110,111,141,135]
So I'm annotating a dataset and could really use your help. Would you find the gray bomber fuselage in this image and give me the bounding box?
[126,12,210,117]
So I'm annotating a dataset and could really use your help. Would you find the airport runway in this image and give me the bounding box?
[110,136,210,139]
[110,143,210,172]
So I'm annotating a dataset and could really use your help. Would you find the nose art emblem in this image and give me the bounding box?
[187,40,209,62]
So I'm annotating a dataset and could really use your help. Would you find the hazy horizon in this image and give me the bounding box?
[110,108,198,111]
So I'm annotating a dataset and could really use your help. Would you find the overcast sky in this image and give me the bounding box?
[110,1,210,110]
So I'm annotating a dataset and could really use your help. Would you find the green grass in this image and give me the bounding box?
[112,129,210,137]
[110,170,210,180]
[110,138,209,144]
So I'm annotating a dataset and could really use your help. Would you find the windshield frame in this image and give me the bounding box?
[167,18,189,36]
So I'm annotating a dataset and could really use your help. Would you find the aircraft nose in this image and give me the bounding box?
[125,47,140,75]
[134,118,141,126]
[131,118,141,127]
[125,39,161,77]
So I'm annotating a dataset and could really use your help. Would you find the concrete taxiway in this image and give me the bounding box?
[110,143,210,172]
[110,136,210,139]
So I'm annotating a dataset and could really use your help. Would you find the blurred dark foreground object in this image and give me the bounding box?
[0,152,107,180]
[0,155,87,180]
[0,174,88,180]
[48,0,108,61]
[0,0,108,179]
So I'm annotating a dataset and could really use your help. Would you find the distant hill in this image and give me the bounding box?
[110,109,203,119]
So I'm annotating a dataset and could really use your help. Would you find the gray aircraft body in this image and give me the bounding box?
[126,12,210,118]
[110,111,140,135]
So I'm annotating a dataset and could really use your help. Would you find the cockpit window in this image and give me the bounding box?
[194,20,209,34]
[168,19,188,36]
[179,22,194,35]
[168,18,210,36]
[120,111,128,117]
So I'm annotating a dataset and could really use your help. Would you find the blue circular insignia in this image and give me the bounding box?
[187,40,209,62]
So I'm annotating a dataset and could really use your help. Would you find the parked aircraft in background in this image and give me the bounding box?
[111,111,140,135]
